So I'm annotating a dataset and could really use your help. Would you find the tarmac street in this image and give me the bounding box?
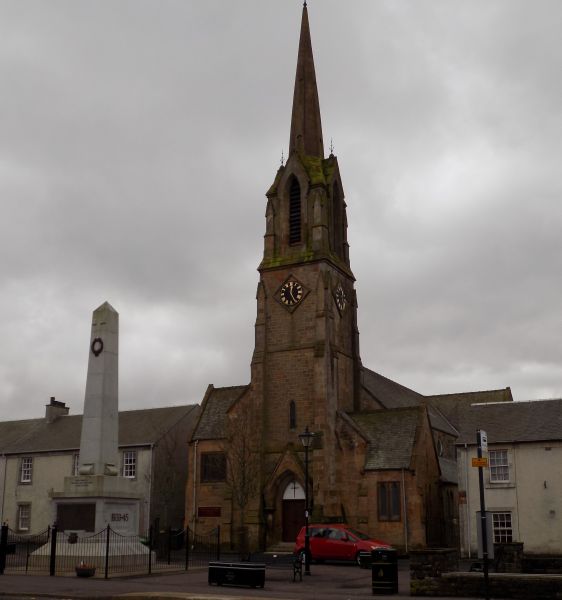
[0,562,484,600]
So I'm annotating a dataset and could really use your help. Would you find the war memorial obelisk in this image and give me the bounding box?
[51,302,140,535]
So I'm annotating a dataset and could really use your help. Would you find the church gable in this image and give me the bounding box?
[191,384,248,441]
[263,446,306,502]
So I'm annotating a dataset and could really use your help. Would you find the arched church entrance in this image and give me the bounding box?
[281,480,305,542]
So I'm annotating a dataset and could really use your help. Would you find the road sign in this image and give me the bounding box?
[472,457,489,468]
[480,430,488,451]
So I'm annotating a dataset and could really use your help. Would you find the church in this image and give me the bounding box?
[185,4,508,553]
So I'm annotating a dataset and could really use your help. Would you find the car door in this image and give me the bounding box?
[309,527,328,559]
[325,527,353,561]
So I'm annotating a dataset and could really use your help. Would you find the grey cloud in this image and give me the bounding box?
[1,1,561,420]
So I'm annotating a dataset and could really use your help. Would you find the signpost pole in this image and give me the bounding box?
[476,429,490,600]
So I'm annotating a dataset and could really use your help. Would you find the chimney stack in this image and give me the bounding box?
[45,396,69,423]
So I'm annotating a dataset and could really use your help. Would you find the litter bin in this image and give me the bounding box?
[371,547,398,595]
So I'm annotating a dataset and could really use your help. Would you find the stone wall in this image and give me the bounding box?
[410,547,562,599]
[523,555,562,574]
[494,542,523,573]
[412,572,562,599]
[410,548,459,580]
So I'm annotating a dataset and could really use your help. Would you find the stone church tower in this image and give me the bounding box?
[251,3,361,531]
[187,4,460,552]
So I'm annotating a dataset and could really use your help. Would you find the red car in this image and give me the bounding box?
[294,524,391,565]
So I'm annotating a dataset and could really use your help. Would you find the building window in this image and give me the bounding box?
[489,449,509,482]
[72,453,80,476]
[378,482,401,521]
[19,457,33,484]
[17,504,31,531]
[289,177,301,244]
[492,512,513,543]
[289,401,296,430]
[201,452,226,483]
[122,450,136,478]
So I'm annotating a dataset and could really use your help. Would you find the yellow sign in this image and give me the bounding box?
[472,457,488,468]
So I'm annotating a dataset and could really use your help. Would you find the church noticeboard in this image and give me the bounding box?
[198,506,221,518]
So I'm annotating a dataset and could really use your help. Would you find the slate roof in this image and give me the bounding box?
[192,385,248,441]
[348,407,423,470]
[0,405,199,454]
[361,368,457,436]
[439,457,458,485]
[362,368,423,409]
[426,388,512,430]
[454,398,562,446]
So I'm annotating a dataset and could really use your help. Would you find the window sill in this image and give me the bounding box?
[486,482,515,489]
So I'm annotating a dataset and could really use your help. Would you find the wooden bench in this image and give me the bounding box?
[248,552,303,582]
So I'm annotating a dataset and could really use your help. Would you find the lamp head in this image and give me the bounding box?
[299,425,315,448]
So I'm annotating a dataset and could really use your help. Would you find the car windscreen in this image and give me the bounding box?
[347,527,371,541]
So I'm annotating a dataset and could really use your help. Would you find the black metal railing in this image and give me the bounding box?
[0,523,220,578]
[1,527,50,573]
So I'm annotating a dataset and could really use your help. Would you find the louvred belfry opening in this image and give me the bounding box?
[289,177,301,244]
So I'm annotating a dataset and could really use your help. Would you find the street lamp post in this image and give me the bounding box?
[299,425,314,576]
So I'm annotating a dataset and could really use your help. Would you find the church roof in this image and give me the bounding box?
[289,2,324,157]
[454,398,562,446]
[191,385,248,441]
[348,407,423,470]
[361,367,457,436]
[362,368,423,409]
[426,388,512,431]
[0,404,199,454]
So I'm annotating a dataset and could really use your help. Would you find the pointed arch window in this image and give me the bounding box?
[289,177,301,244]
[289,401,297,430]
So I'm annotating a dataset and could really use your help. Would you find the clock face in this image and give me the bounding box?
[280,281,304,306]
[334,283,347,312]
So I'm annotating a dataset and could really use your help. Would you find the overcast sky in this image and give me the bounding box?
[1,1,561,421]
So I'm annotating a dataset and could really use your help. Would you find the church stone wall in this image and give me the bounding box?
[263,348,315,450]
[185,439,233,547]
[334,410,443,552]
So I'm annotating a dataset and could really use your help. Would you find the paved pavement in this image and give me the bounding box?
[0,562,483,600]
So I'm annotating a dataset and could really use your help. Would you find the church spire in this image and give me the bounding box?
[289,3,324,158]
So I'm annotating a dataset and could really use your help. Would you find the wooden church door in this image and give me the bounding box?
[281,480,305,542]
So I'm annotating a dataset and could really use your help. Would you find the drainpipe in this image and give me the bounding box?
[401,469,408,553]
[192,440,198,537]
[0,454,6,524]
[146,443,155,531]
[464,444,471,559]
